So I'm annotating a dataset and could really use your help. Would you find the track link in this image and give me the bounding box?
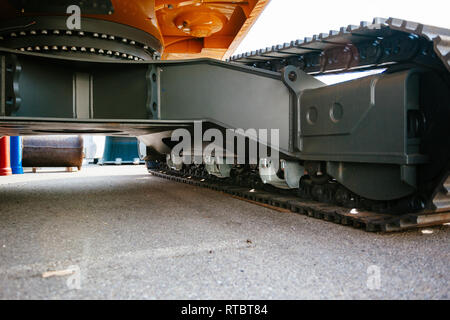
[149,169,450,233]
[432,177,450,211]
[228,17,450,74]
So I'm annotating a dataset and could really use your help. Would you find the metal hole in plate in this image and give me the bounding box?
[330,102,343,123]
[288,71,297,82]
[306,106,318,125]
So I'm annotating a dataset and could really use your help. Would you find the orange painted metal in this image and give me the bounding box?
[0,0,270,60]
[156,0,270,60]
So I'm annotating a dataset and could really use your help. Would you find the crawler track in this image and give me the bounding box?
[228,17,450,74]
[149,169,450,233]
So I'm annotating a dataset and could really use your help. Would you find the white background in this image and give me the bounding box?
[234,0,450,55]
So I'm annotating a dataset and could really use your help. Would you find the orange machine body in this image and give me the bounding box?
[0,0,270,60]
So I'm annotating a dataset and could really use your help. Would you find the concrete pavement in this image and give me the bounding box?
[0,165,448,299]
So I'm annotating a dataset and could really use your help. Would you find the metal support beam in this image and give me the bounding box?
[0,48,449,202]
[0,48,297,156]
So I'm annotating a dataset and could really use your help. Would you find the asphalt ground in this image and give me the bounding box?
[0,165,448,299]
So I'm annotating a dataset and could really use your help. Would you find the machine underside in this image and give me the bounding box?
[1,17,450,231]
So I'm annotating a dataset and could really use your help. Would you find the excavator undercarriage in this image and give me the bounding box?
[1,12,450,231]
